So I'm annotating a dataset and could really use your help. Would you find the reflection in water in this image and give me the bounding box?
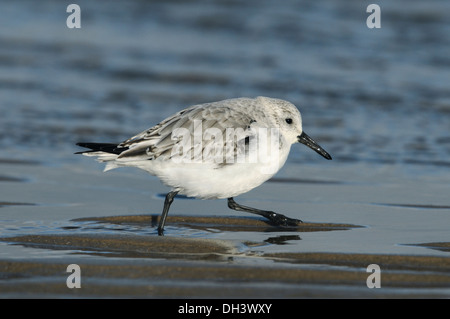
[264,235,301,245]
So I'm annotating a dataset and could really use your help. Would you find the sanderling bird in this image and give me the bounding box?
[76,96,332,235]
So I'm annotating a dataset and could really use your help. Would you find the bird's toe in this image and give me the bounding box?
[268,212,302,227]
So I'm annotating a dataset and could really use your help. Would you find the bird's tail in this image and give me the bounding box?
[75,142,128,171]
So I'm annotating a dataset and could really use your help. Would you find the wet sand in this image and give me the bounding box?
[1,158,449,298]
[1,154,450,299]
[1,215,449,298]
[74,214,362,233]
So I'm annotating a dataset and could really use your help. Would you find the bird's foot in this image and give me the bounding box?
[267,212,303,226]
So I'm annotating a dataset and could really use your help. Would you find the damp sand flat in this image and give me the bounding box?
[1,234,450,298]
[1,216,450,298]
[74,214,362,233]
[1,158,450,298]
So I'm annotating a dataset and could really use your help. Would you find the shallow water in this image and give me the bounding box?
[0,0,449,298]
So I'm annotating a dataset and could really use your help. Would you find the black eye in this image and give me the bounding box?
[285,118,293,124]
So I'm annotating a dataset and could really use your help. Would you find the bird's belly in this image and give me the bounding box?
[154,162,280,199]
[142,143,291,199]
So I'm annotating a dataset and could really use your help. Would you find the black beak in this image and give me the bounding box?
[297,131,332,160]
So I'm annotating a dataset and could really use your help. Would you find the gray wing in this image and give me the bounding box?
[116,101,257,163]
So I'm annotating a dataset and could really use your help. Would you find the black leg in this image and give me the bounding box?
[227,197,302,226]
[158,191,179,236]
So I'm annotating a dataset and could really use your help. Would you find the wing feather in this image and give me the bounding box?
[116,100,257,164]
